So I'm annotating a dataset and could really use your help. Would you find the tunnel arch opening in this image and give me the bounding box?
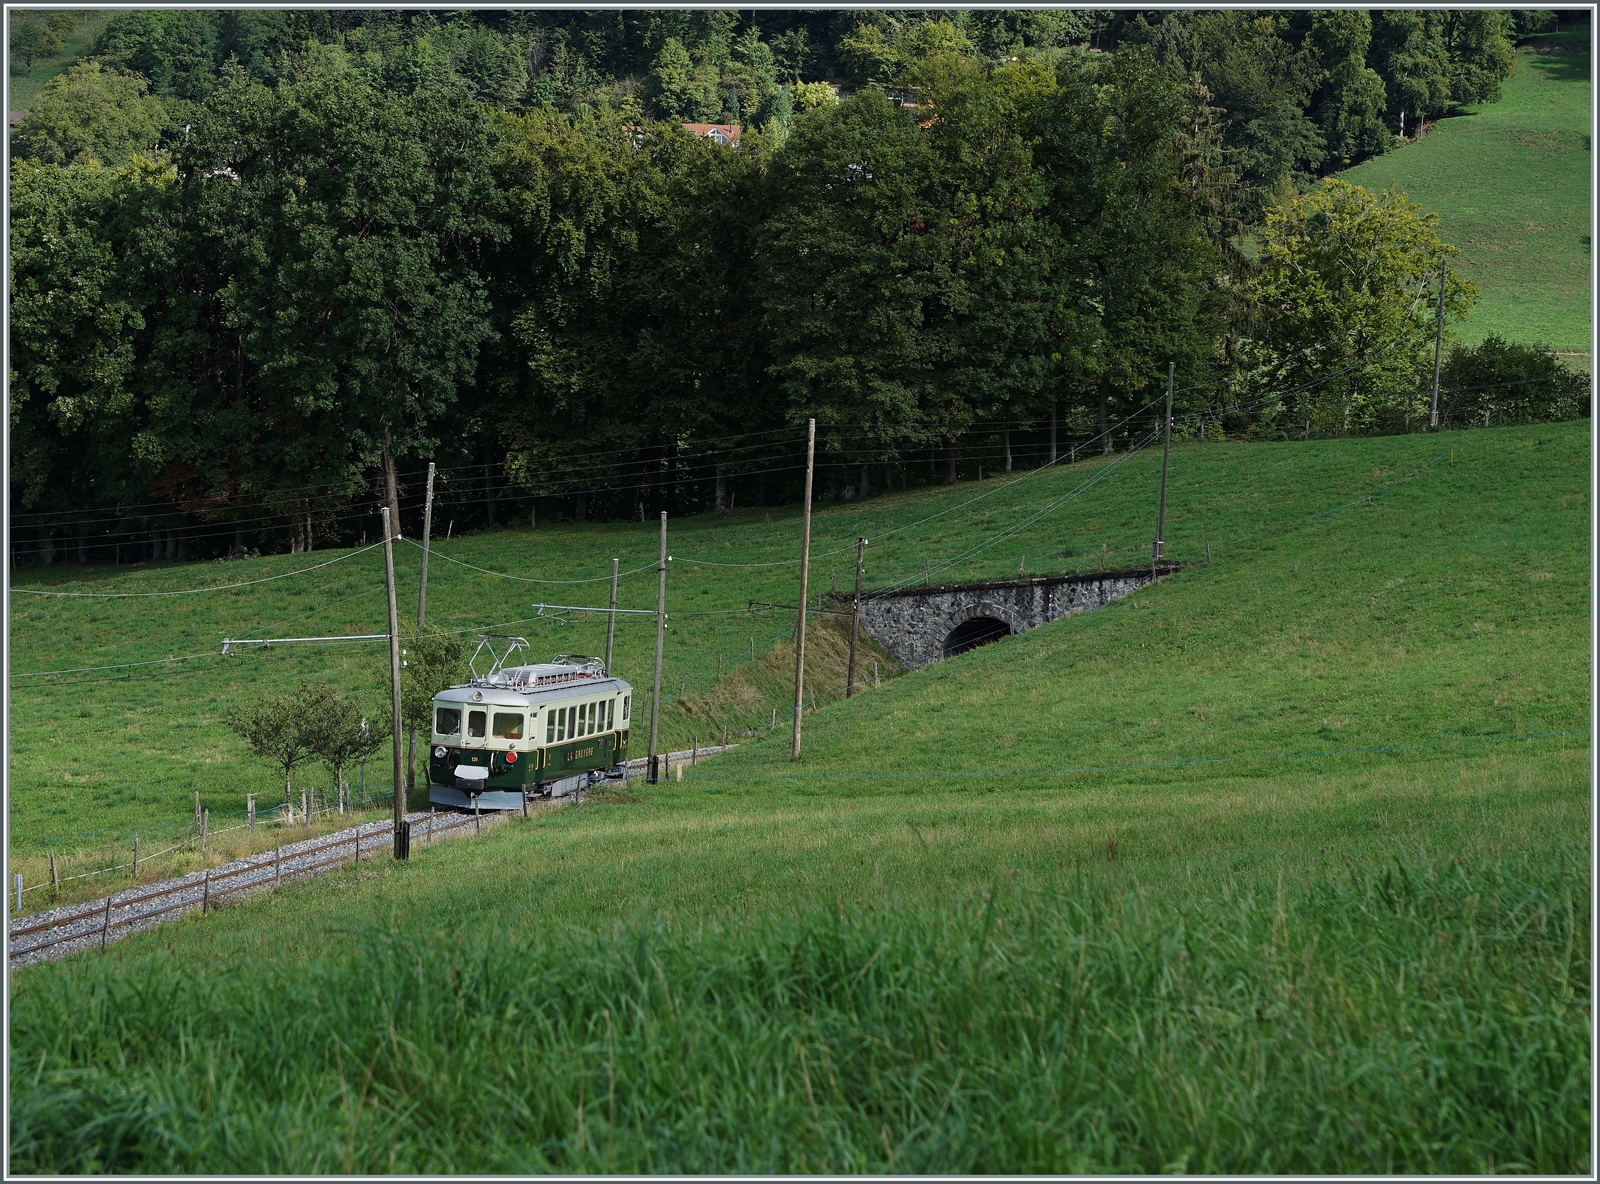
[941,615,1012,660]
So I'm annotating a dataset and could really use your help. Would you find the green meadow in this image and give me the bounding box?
[1342,29,1593,354]
[10,423,1587,854]
[8,421,1590,1171]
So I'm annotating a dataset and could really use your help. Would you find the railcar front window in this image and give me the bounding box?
[492,712,523,739]
[468,710,486,738]
[435,708,461,736]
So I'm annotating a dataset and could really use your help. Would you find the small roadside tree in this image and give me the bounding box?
[225,682,320,809]
[401,625,469,791]
[306,692,386,807]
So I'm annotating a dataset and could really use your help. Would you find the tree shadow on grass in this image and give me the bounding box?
[1526,48,1592,85]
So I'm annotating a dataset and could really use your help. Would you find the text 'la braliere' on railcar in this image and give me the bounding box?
[428,638,632,810]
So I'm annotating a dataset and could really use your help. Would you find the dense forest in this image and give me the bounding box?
[8,8,1587,562]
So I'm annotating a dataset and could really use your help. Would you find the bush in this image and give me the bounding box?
[1438,335,1590,427]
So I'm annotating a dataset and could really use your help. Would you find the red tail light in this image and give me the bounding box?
[506,751,518,763]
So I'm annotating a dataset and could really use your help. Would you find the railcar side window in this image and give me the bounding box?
[589,702,598,733]
[623,695,630,722]
[435,708,461,736]
[492,712,523,740]
[468,710,486,738]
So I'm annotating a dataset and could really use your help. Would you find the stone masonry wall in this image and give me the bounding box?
[846,567,1176,670]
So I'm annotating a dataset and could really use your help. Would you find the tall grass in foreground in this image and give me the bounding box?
[11,844,1587,1174]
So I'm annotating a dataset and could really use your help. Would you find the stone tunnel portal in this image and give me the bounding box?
[941,616,1012,659]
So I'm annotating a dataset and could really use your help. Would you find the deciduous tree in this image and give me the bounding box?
[12,61,166,166]
[307,691,386,802]
[226,683,321,807]
[1246,178,1477,434]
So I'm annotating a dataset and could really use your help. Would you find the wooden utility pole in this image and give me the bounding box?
[382,428,401,535]
[382,507,405,857]
[410,461,435,795]
[604,558,619,674]
[1153,361,1174,570]
[648,514,667,782]
[846,536,867,698]
[1430,258,1447,429]
[417,462,435,626]
[791,419,816,760]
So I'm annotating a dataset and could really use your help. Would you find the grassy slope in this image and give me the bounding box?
[6,11,110,115]
[7,423,1590,1171]
[8,426,1586,867]
[1341,30,1593,353]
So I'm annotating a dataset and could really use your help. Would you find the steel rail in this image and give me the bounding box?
[9,815,486,958]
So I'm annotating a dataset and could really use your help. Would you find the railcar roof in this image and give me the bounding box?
[433,676,630,708]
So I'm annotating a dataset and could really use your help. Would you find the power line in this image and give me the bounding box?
[10,652,223,680]
[401,540,659,585]
[673,391,1174,570]
[10,540,386,598]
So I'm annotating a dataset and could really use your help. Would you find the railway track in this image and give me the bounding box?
[8,745,734,967]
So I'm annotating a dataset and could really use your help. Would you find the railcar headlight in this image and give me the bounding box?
[433,746,446,758]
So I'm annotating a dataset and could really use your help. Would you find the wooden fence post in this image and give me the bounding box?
[202,868,211,915]
[100,894,112,951]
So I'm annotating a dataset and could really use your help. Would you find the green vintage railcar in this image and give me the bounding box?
[428,653,632,809]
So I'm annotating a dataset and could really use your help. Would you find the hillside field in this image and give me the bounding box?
[1341,28,1593,355]
[5,11,111,115]
[7,421,1590,1172]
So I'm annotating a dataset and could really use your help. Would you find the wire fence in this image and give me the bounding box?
[7,746,727,960]
[8,809,497,963]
